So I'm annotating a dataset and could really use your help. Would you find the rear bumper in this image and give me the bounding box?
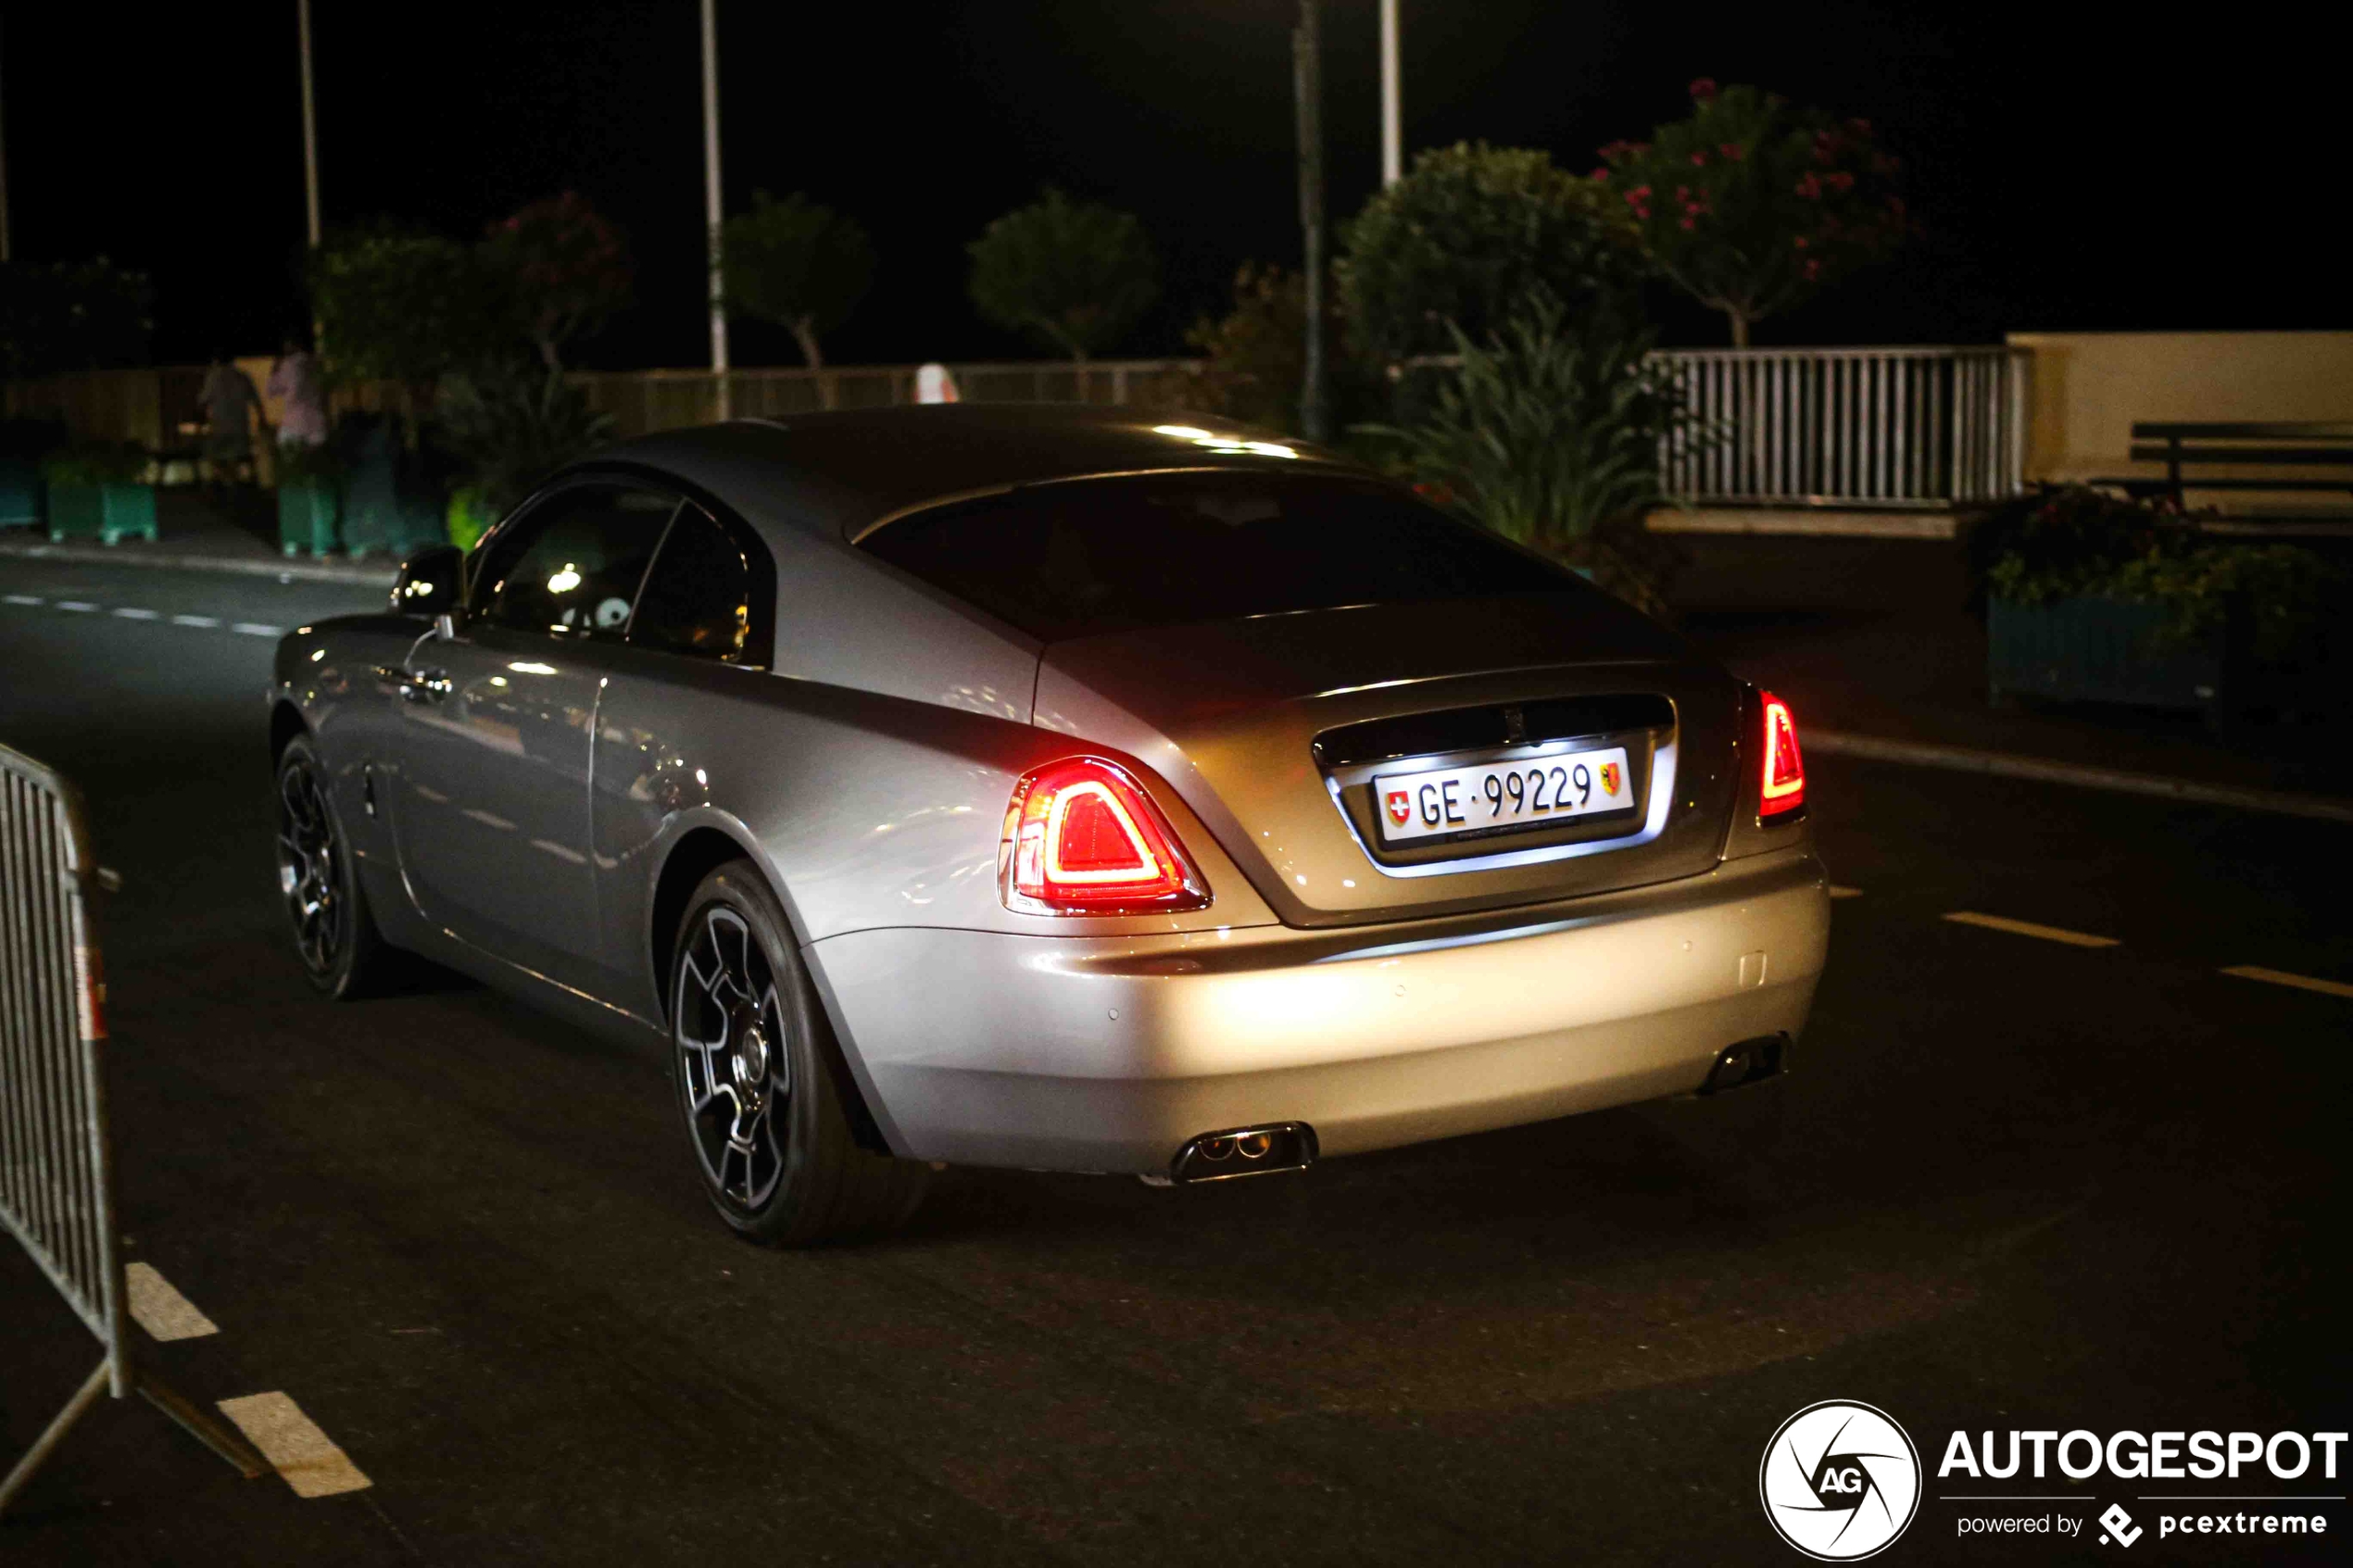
[812,848,1831,1174]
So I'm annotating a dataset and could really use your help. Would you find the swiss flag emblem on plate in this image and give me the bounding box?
[1384,789,1412,826]
[1599,762,1621,797]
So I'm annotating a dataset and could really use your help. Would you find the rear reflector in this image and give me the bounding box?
[1001,757,1211,915]
[1759,691,1806,820]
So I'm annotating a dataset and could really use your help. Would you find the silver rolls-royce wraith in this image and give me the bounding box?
[271,408,1830,1244]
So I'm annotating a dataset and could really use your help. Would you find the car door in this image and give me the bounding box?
[589,497,778,1003]
[389,478,678,991]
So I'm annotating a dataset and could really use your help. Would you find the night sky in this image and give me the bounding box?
[5,2,2335,369]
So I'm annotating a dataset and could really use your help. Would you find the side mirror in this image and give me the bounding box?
[391,544,463,620]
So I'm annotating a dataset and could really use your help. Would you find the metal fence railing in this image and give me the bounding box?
[1654,345,2030,508]
[570,359,1204,438]
[0,742,261,1515]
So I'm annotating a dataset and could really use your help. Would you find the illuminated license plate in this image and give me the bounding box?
[1373,746,1634,844]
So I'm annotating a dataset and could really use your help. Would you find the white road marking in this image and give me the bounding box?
[232,621,283,637]
[217,1392,371,1498]
[56,600,98,612]
[2221,964,2353,1000]
[123,1261,220,1340]
[1829,885,1864,899]
[461,808,515,830]
[111,606,160,621]
[2,593,42,605]
[172,613,222,628]
[1942,911,2120,948]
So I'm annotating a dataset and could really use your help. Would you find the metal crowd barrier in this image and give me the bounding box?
[0,741,263,1515]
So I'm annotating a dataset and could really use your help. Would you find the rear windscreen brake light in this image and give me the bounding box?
[1000,758,1211,915]
[1759,691,1806,820]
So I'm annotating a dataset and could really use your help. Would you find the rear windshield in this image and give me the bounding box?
[856,471,1581,641]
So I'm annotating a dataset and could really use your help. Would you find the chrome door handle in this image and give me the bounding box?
[398,668,453,703]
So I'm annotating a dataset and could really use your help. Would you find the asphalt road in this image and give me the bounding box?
[3,557,2347,1566]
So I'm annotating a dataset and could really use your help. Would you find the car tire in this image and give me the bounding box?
[274,733,392,1000]
[668,863,929,1246]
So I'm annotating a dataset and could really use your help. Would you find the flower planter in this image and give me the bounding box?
[45,481,159,545]
[279,479,344,558]
[1987,594,2241,724]
[341,428,447,559]
[0,458,42,529]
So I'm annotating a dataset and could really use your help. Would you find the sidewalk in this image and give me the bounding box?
[0,489,396,588]
[1669,533,2353,807]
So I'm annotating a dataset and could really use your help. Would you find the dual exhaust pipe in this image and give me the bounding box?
[1169,1122,1317,1184]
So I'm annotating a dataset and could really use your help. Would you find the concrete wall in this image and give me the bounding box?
[2009,331,2353,506]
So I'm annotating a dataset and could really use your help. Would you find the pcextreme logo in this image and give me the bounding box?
[1761,1400,1923,1561]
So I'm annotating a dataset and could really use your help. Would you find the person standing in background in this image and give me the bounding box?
[268,336,329,450]
[196,354,265,499]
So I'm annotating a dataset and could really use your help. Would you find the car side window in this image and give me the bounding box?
[475,483,679,638]
[628,501,769,664]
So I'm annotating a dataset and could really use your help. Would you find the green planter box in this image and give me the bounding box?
[1987,595,2228,715]
[0,458,41,529]
[279,480,343,558]
[46,481,159,545]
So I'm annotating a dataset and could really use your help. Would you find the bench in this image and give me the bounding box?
[2098,421,2353,520]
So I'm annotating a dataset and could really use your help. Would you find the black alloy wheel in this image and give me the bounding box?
[667,864,930,1245]
[273,734,386,999]
[674,900,792,1213]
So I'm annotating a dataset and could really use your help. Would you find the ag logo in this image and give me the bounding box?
[1599,761,1622,797]
[1759,1400,1920,1561]
[1384,789,1412,826]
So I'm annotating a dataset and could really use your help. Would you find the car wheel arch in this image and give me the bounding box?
[270,699,309,765]
[646,823,898,1158]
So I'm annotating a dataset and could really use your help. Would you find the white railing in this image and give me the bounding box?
[1653,345,2030,508]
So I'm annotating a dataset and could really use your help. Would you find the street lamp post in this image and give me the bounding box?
[1380,0,1401,187]
[296,0,321,247]
[700,0,730,420]
[1293,0,1327,441]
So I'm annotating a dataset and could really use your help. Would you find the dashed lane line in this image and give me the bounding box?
[216,1392,372,1498]
[172,613,222,628]
[2221,965,2353,1001]
[2,593,41,605]
[124,1261,220,1341]
[111,606,159,620]
[55,600,97,612]
[1942,911,2120,948]
[233,621,285,637]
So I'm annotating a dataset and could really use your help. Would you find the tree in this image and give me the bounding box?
[968,189,1159,361]
[1338,143,1646,368]
[719,192,875,370]
[1363,291,1696,620]
[1184,263,1378,436]
[484,193,634,370]
[1597,80,1907,346]
[308,227,506,394]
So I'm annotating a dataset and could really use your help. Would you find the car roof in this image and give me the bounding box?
[588,405,1363,542]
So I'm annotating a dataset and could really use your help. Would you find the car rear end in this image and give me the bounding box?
[815,455,1831,1178]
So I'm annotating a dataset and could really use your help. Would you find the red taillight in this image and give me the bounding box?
[1000,758,1211,914]
[1759,691,1806,820]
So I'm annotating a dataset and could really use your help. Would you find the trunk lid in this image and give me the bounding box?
[1036,595,1746,928]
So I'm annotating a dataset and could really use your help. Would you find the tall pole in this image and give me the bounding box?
[1293,0,1327,441]
[700,0,730,420]
[0,17,12,263]
[1379,0,1401,188]
[296,0,321,247]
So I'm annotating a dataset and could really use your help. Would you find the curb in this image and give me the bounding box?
[0,538,396,589]
[1806,728,2353,825]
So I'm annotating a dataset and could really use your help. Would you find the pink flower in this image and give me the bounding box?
[1793,235,1809,249]
[1689,78,1718,99]
[1690,150,1708,166]
[1680,217,1696,230]
[1626,184,1652,202]
[1803,258,1821,280]
[1589,166,1610,181]
[1719,142,1744,161]
[1795,174,1822,199]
